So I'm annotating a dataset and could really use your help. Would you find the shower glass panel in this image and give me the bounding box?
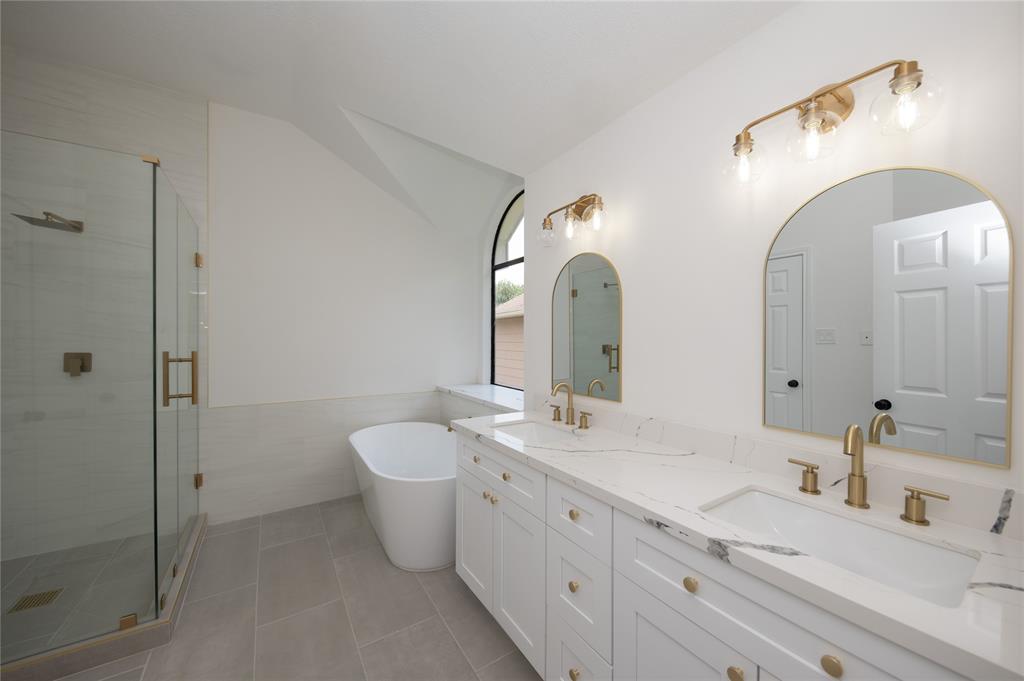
[1,131,200,664]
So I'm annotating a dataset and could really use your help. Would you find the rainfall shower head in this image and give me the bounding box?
[12,211,84,233]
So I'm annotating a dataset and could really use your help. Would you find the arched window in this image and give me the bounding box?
[491,191,525,389]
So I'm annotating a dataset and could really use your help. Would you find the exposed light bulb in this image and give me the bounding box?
[737,153,751,183]
[589,202,603,231]
[726,132,764,185]
[804,124,821,161]
[895,91,919,131]
[870,62,943,135]
[538,226,555,247]
[564,211,576,240]
[786,103,839,163]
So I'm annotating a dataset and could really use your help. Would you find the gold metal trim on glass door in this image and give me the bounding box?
[760,166,1014,469]
[162,350,198,407]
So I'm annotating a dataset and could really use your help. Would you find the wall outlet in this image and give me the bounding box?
[860,331,873,346]
[815,328,837,344]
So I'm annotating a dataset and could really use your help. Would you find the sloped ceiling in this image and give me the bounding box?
[1,1,793,221]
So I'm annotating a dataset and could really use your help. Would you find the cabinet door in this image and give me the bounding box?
[456,467,494,608]
[614,574,756,681]
[493,494,546,677]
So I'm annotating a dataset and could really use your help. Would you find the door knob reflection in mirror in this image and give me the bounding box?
[787,379,799,388]
[874,398,892,410]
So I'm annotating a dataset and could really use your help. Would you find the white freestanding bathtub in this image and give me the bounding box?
[349,422,457,571]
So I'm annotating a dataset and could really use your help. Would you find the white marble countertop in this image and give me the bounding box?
[451,412,1024,681]
[437,384,523,412]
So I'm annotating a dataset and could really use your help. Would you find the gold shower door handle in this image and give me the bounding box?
[602,344,621,373]
[162,351,198,407]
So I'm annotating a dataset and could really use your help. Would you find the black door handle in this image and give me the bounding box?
[874,398,892,410]
[787,379,799,388]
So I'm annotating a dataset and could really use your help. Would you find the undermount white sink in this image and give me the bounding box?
[493,421,577,445]
[704,490,978,608]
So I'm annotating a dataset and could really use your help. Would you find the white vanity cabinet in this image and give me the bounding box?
[456,439,546,676]
[454,431,977,681]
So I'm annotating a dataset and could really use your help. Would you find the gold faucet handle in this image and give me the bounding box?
[551,405,562,422]
[904,485,949,501]
[787,458,821,495]
[579,411,592,430]
[901,485,948,526]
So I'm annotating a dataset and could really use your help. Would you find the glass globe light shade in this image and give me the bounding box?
[564,210,577,240]
[870,76,944,135]
[538,224,555,247]
[723,141,765,185]
[786,106,841,163]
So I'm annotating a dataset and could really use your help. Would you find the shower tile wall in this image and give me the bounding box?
[1,49,208,561]
[1,133,155,560]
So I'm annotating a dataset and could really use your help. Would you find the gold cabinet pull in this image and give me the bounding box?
[162,350,198,407]
[726,666,744,681]
[683,576,699,594]
[502,472,512,481]
[820,655,843,678]
[568,580,580,593]
[490,495,499,505]
[482,490,492,499]
[472,455,480,464]
[568,669,581,681]
[568,508,581,522]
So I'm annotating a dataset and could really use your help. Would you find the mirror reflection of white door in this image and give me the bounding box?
[765,254,804,429]
[873,201,1008,463]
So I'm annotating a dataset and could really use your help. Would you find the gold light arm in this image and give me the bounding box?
[734,59,911,151]
[544,194,601,222]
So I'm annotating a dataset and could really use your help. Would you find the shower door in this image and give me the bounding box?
[1,131,199,663]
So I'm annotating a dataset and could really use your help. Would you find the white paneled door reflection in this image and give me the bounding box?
[765,253,804,430]
[873,201,1009,463]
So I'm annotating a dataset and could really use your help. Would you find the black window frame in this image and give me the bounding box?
[491,190,525,389]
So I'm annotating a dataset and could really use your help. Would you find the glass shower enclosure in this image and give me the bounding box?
[1,131,200,663]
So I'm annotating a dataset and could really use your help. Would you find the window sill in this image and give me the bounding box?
[436,384,523,413]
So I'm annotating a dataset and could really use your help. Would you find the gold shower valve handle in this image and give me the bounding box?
[900,485,949,526]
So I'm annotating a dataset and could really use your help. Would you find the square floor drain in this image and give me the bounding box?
[8,588,63,613]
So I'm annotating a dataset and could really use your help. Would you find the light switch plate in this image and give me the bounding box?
[815,328,837,344]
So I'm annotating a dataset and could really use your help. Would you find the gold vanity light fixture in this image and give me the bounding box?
[540,194,604,246]
[729,59,943,183]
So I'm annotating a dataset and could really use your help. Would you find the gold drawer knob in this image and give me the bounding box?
[683,576,699,594]
[568,580,580,593]
[568,509,581,521]
[482,490,491,500]
[726,666,744,681]
[502,472,512,481]
[472,455,480,464]
[490,495,499,505]
[568,669,581,681]
[821,655,843,678]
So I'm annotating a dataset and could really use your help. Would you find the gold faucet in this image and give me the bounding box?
[587,379,606,397]
[868,413,897,444]
[842,424,869,508]
[551,382,576,426]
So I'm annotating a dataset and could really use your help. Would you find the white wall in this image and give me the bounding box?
[525,2,1023,490]
[208,103,487,406]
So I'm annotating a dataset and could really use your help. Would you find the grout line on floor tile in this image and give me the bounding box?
[416,572,483,679]
[183,580,259,607]
[254,596,344,630]
[355,613,440,650]
[257,531,326,553]
[323,503,368,681]
[475,649,517,677]
[138,649,152,681]
[200,524,259,542]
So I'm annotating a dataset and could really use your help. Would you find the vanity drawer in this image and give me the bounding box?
[546,477,612,562]
[546,613,611,681]
[613,511,906,681]
[547,527,612,662]
[460,439,546,519]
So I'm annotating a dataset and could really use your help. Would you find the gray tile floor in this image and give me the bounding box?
[1,534,179,663]
[58,496,542,681]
